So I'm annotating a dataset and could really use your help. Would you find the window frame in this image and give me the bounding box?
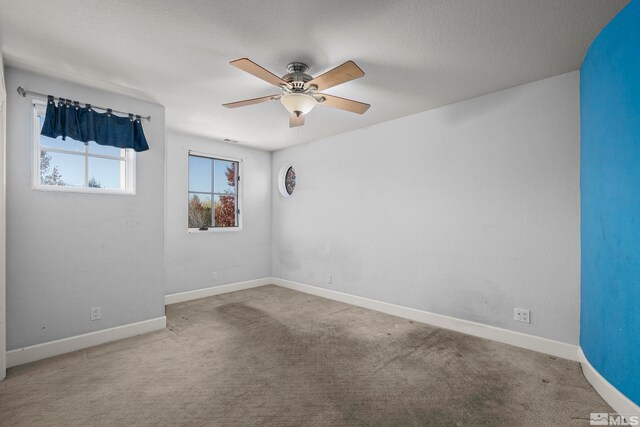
[32,100,136,195]
[188,150,243,233]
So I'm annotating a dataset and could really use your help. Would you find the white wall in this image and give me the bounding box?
[165,132,271,295]
[5,67,166,350]
[272,71,581,344]
[0,51,7,378]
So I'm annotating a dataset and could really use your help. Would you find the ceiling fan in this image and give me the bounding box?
[223,58,370,127]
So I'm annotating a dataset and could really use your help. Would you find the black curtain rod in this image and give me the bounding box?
[17,86,151,122]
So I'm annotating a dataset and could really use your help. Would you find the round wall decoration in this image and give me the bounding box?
[278,164,296,197]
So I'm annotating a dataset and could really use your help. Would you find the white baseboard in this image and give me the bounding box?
[273,278,640,413]
[165,277,273,305]
[6,277,636,416]
[579,348,640,419]
[272,277,580,361]
[7,316,166,368]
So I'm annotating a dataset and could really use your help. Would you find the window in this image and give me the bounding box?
[33,102,136,194]
[188,152,241,231]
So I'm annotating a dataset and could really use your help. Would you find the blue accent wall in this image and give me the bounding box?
[581,0,640,406]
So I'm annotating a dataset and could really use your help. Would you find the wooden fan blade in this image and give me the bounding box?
[230,58,289,88]
[289,113,305,128]
[223,94,280,108]
[317,94,370,114]
[306,61,364,91]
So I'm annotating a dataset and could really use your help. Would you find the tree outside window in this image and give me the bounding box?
[188,154,239,230]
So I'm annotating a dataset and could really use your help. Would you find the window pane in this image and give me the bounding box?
[40,150,84,187]
[87,141,124,157]
[214,194,236,227]
[88,157,125,190]
[189,156,212,193]
[188,193,212,229]
[214,160,237,194]
[39,116,85,152]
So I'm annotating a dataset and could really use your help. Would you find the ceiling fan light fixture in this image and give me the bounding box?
[280,93,317,116]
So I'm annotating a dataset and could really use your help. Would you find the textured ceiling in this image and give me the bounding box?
[0,0,628,150]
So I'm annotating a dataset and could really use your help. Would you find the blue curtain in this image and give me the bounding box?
[40,96,149,152]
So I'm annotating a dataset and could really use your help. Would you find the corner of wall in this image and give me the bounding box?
[0,47,8,380]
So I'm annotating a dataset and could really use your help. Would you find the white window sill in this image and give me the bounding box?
[188,227,242,234]
[33,185,135,196]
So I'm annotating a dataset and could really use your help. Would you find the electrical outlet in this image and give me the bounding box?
[514,308,530,324]
[327,274,332,284]
[212,271,218,281]
[91,307,101,321]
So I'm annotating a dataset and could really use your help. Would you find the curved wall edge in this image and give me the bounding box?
[580,0,640,408]
[580,349,640,418]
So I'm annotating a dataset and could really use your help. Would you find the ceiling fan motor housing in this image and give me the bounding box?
[283,62,314,92]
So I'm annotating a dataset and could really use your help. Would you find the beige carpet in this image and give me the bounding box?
[0,285,610,426]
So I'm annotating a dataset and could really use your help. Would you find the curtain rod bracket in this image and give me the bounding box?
[17,86,26,97]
